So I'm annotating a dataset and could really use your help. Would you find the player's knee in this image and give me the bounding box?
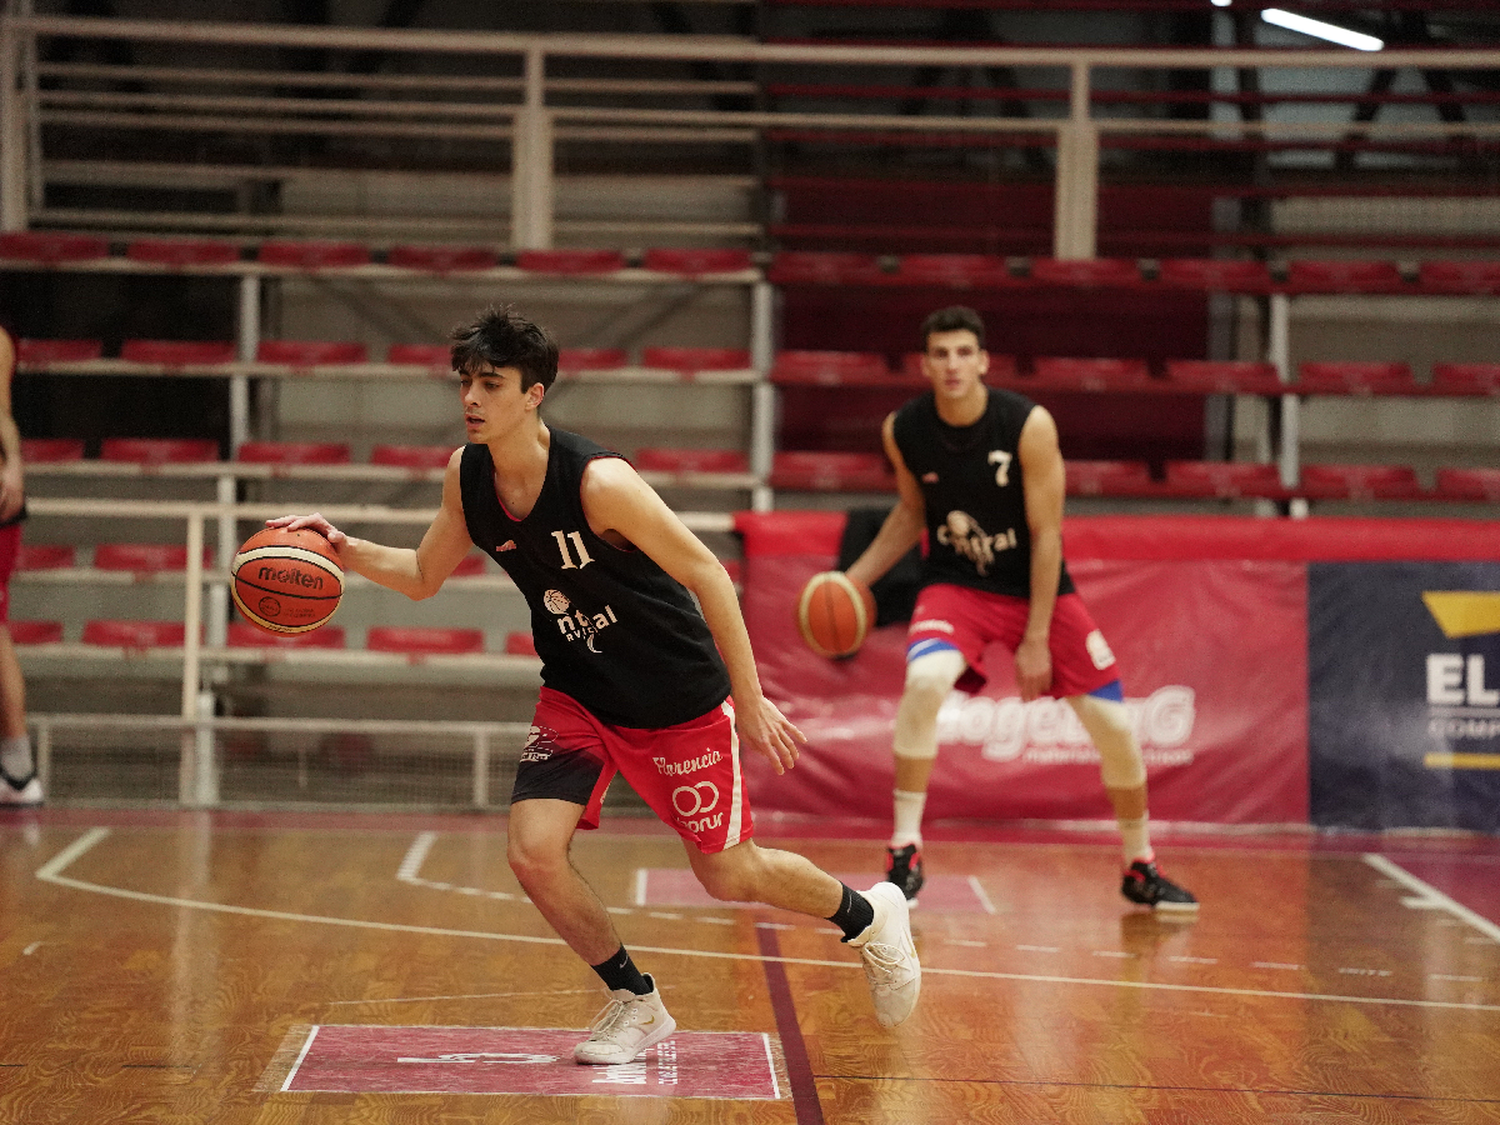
[902,648,965,709]
[1070,694,1145,790]
[692,848,757,903]
[506,827,566,888]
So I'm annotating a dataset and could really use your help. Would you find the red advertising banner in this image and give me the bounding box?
[737,513,1308,826]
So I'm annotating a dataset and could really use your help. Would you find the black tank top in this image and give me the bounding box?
[892,388,1075,599]
[459,429,731,728]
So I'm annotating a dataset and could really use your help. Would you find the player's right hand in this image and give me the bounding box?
[266,512,347,551]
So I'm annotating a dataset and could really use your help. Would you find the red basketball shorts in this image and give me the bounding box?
[513,685,753,854]
[0,523,20,624]
[906,582,1120,698]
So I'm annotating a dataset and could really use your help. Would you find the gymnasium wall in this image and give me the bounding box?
[735,510,1500,834]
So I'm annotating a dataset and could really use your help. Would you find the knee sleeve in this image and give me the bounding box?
[1068,694,1146,791]
[893,648,967,761]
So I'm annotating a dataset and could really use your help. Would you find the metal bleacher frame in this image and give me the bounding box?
[1,14,1498,807]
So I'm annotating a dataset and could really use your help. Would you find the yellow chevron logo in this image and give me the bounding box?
[1422,591,1500,639]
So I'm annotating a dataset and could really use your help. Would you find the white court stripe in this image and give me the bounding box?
[280,1025,320,1093]
[1363,853,1500,945]
[397,832,437,882]
[34,829,1500,1015]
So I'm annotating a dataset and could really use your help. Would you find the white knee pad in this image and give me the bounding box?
[1067,694,1146,791]
[893,648,967,761]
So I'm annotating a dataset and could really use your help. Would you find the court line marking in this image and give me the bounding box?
[35,827,1500,1016]
[1363,853,1500,944]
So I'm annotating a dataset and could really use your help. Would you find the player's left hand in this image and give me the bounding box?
[1014,635,1052,702]
[737,695,807,776]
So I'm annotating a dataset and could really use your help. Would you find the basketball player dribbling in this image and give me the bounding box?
[270,306,919,1065]
[842,306,1197,913]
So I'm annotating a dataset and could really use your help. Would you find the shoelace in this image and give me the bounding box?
[585,995,648,1041]
[860,942,913,986]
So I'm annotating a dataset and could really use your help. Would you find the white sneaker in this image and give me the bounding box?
[0,771,42,807]
[573,974,677,1065]
[848,882,921,1028]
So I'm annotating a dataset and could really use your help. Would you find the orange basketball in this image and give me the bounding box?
[231,527,344,635]
[796,571,877,659]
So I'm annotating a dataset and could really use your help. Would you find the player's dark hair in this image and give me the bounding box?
[450,306,560,392]
[920,305,987,350]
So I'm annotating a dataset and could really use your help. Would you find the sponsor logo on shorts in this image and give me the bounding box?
[653,749,721,777]
[518,724,554,763]
[1085,629,1116,670]
[672,781,723,834]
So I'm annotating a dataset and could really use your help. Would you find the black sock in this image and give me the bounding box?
[590,945,653,995]
[828,883,876,942]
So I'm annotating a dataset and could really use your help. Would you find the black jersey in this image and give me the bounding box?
[459,429,731,729]
[891,388,1075,600]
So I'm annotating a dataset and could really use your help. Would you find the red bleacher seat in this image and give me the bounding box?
[1156,259,1274,292]
[1164,461,1285,499]
[1417,261,1500,295]
[1284,260,1407,294]
[639,346,752,373]
[19,438,85,462]
[0,232,109,263]
[236,441,351,465]
[633,448,749,473]
[8,620,63,644]
[893,254,1017,288]
[450,553,488,577]
[770,451,892,492]
[1029,258,1143,286]
[386,244,498,272]
[93,543,211,572]
[82,619,187,648]
[1064,460,1155,497]
[227,621,347,649]
[514,249,625,275]
[504,631,538,657]
[16,339,102,364]
[642,248,754,275]
[767,251,888,286]
[771,351,892,385]
[1429,363,1500,396]
[1030,357,1157,392]
[16,544,76,570]
[1434,468,1500,502]
[901,352,1018,382]
[1297,464,1422,500]
[721,558,742,586]
[256,340,369,365]
[125,238,240,267]
[557,348,628,374]
[1294,362,1416,396]
[120,339,237,365]
[100,438,219,464]
[257,240,371,269]
[1163,360,1285,396]
[366,626,485,655]
[387,343,451,367]
[369,444,455,470]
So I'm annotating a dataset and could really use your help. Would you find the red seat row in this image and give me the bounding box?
[0,234,755,277]
[1064,462,1500,502]
[14,541,493,574]
[772,353,1499,396]
[7,619,539,656]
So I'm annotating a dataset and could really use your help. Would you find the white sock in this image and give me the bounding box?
[890,788,927,848]
[1,735,34,781]
[1119,816,1153,866]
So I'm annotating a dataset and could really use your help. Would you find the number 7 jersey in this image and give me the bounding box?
[892,387,1075,600]
[459,430,731,729]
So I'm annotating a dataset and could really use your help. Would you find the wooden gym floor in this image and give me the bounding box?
[3,807,1499,1124]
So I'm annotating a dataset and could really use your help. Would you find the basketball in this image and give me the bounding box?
[796,571,877,659]
[231,527,344,635]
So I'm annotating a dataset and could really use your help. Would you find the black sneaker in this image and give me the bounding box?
[1121,860,1197,912]
[885,843,925,903]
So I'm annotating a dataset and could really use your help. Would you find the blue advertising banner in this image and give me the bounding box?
[1310,562,1500,831]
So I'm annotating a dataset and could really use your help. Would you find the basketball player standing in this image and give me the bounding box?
[843,306,1197,912]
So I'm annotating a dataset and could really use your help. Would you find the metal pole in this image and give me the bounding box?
[749,279,775,512]
[1053,62,1098,260]
[0,17,26,230]
[472,730,489,808]
[510,47,553,250]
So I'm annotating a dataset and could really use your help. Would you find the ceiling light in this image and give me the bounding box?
[1262,8,1384,51]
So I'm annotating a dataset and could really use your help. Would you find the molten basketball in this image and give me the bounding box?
[231,527,344,635]
[796,571,877,659]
